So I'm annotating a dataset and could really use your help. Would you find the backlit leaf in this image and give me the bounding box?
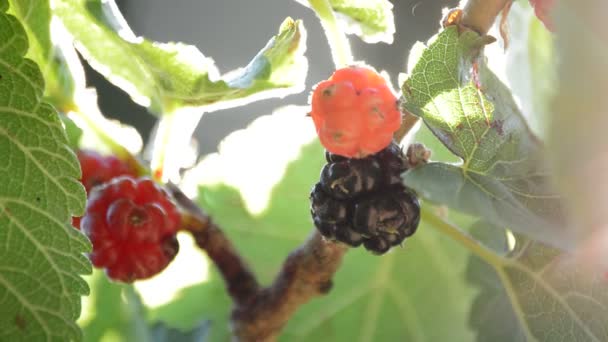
[0,2,89,340]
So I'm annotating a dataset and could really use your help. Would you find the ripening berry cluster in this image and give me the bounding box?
[310,142,420,255]
[74,150,181,283]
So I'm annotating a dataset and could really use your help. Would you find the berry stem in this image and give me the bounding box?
[421,206,503,267]
[308,0,353,68]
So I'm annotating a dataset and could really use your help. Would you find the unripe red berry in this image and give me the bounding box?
[82,177,181,282]
[77,150,138,192]
[310,66,402,158]
[72,150,138,229]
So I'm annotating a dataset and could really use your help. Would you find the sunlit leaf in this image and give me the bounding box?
[53,0,308,114]
[297,0,395,43]
[401,26,569,248]
[7,0,80,108]
[0,2,89,340]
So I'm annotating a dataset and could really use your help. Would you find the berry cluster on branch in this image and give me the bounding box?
[311,143,420,254]
[309,65,422,254]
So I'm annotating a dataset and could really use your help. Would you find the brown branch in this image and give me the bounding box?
[169,184,259,305]
[231,231,348,341]
[169,184,349,341]
[393,110,420,143]
[460,0,512,34]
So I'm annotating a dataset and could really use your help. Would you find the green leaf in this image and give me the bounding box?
[80,269,211,342]
[53,0,308,114]
[59,113,83,150]
[327,0,394,44]
[468,226,608,341]
[465,222,527,342]
[298,0,395,43]
[7,0,80,109]
[150,107,476,341]
[80,271,149,342]
[401,26,568,248]
[0,2,89,340]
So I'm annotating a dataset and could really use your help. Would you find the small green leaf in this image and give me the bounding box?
[0,2,89,340]
[401,27,568,248]
[151,107,476,341]
[327,0,394,43]
[7,0,79,109]
[468,226,608,342]
[53,0,308,114]
[299,0,395,43]
[59,113,83,150]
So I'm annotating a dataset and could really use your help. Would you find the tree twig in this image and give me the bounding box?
[169,184,259,305]
[460,0,512,34]
[231,232,348,341]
